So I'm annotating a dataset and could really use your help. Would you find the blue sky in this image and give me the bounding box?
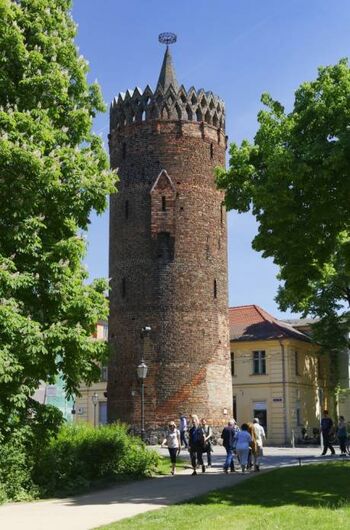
[72,0,350,318]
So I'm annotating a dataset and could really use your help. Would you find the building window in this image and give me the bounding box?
[100,365,108,382]
[233,395,237,421]
[210,143,214,159]
[162,196,166,211]
[99,402,108,425]
[125,200,129,219]
[121,278,126,298]
[295,351,300,376]
[230,351,235,376]
[213,279,217,299]
[296,407,302,426]
[253,351,266,375]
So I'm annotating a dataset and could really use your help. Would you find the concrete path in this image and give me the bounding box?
[0,446,345,530]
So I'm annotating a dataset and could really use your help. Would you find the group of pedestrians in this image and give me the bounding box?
[161,413,265,475]
[221,417,265,473]
[320,409,349,456]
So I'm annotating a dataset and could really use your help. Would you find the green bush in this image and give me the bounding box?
[0,438,38,503]
[33,422,159,496]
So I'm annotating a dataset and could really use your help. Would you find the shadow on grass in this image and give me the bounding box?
[190,462,350,509]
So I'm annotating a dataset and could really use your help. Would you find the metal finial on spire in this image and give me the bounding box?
[158,32,177,46]
[156,33,179,92]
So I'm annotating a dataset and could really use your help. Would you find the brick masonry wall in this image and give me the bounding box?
[108,119,233,432]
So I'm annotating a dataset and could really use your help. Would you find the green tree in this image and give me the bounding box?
[0,0,116,436]
[216,59,350,355]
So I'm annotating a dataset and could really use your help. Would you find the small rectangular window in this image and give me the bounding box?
[214,279,217,299]
[210,143,214,159]
[296,408,302,426]
[231,352,235,376]
[233,395,237,421]
[253,351,266,375]
[100,365,108,382]
[162,196,166,211]
[295,351,300,376]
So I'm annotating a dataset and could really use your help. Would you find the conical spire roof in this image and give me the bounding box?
[156,46,179,92]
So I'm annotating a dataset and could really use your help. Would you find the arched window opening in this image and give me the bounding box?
[162,196,166,211]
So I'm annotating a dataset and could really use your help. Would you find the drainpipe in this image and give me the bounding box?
[278,339,288,445]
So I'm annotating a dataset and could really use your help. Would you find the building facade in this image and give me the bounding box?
[229,305,331,445]
[74,321,108,426]
[107,40,232,433]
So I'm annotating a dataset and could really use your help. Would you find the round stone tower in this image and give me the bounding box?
[108,37,232,433]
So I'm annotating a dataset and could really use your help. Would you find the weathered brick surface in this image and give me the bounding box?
[108,117,233,432]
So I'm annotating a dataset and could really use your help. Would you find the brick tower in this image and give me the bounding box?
[108,35,232,434]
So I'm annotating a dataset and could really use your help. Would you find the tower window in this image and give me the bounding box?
[214,279,217,299]
[220,204,224,226]
[122,142,126,159]
[121,278,126,298]
[210,143,214,159]
[162,196,166,211]
[125,200,129,219]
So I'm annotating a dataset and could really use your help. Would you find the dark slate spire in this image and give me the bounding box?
[156,46,179,92]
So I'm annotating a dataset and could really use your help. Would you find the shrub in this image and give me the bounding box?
[33,422,159,496]
[0,438,38,503]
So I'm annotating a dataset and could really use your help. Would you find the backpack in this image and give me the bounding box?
[191,427,205,447]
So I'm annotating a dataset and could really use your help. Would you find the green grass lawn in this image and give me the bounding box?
[97,461,350,530]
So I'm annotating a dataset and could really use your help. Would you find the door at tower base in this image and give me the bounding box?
[107,39,232,434]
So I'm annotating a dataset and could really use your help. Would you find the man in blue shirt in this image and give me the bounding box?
[179,414,188,448]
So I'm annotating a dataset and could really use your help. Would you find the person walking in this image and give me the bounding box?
[253,417,266,471]
[247,421,258,471]
[337,415,348,455]
[179,414,188,448]
[235,423,252,473]
[188,414,205,475]
[201,418,213,467]
[321,410,335,455]
[161,421,181,475]
[221,419,238,473]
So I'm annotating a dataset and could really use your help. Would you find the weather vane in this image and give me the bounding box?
[158,32,177,46]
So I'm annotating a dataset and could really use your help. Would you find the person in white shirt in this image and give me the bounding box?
[253,417,266,471]
[235,423,252,473]
[161,421,181,475]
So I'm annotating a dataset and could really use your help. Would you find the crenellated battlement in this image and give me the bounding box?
[110,84,225,132]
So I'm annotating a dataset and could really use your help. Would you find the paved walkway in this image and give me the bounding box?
[0,446,345,530]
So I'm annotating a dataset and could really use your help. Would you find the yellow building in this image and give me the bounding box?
[229,305,331,445]
[74,320,108,426]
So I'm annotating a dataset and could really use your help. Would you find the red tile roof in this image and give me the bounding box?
[229,305,310,343]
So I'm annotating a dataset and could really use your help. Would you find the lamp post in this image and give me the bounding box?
[92,392,99,427]
[137,326,151,440]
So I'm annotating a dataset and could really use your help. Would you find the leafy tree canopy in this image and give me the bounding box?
[217,59,350,353]
[0,0,116,435]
